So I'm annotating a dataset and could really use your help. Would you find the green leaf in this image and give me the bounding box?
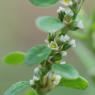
[28,0,59,7]
[25,44,52,65]
[36,16,64,33]
[4,51,25,64]
[60,76,88,89]
[52,64,79,79]
[4,81,30,95]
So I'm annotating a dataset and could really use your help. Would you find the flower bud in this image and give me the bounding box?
[60,35,70,42]
[60,61,66,64]
[33,76,40,81]
[61,51,68,56]
[29,79,35,86]
[69,39,76,47]
[48,41,59,50]
[60,0,73,6]
[77,20,84,29]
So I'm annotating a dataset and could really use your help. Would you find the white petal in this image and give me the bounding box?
[64,35,70,41]
[53,75,62,85]
[34,67,40,74]
[33,76,40,81]
[77,20,84,29]
[60,61,66,64]
[57,6,65,13]
[29,80,34,85]
[62,51,67,56]
[65,8,74,17]
[60,35,70,42]
[69,39,76,47]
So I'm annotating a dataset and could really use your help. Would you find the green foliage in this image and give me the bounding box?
[28,0,59,7]
[60,76,88,89]
[4,51,25,64]
[36,16,64,33]
[52,64,79,79]
[74,43,95,69]
[25,44,52,65]
[4,81,30,95]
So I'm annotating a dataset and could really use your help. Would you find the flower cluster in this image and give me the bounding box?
[29,65,62,91]
[45,72,62,88]
[58,0,84,28]
[46,33,76,65]
[29,67,41,86]
[29,0,84,92]
[44,0,84,66]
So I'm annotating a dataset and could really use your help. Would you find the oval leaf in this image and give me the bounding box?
[36,16,64,33]
[28,0,59,7]
[52,64,79,79]
[4,51,25,64]
[25,44,52,65]
[4,81,30,95]
[60,76,88,89]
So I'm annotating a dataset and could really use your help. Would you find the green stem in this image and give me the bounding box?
[38,89,48,95]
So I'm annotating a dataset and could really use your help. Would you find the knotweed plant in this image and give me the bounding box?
[3,0,88,95]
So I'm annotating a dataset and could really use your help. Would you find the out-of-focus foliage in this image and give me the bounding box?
[4,81,30,95]
[4,52,25,64]
[28,0,59,7]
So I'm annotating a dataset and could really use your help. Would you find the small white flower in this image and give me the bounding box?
[65,8,74,17]
[60,61,66,64]
[77,20,84,29]
[57,6,65,13]
[47,72,61,86]
[34,67,40,74]
[74,0,80,3]
[48,41,59,50]
[33,76,40,81]
[61,51,68,56]
[60,0,73,6]
[69,39,76,47]
[60,35,70,42]
[53,74,62,85]
[29,79,34,85]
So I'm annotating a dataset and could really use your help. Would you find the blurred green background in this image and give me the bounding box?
[0,0,95,95]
